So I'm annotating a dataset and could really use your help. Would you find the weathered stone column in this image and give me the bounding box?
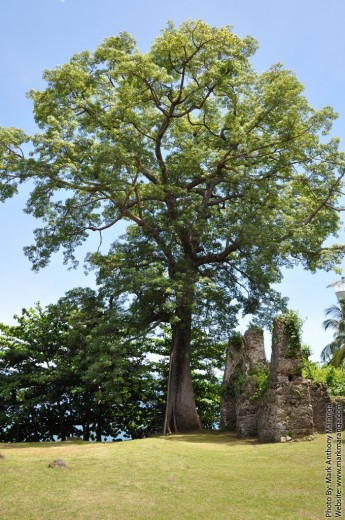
[268,316,303,384]
[309,383,345,433]
[242,327,267,372]
[309,382,332,433]
[236,327,267,438]
[258,315,314,442]
[220,334,243,431]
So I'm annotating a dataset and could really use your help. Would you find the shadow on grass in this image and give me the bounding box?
[0,440,89,450]
[159,430,260,446]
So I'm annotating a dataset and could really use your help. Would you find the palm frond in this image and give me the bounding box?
[324,304,342,321]
[329,344,345,367]
[321,342,339,363]
[323,318,341,333]
[322,302,345,364]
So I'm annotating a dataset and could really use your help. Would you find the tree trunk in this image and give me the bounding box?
[96,420,102,442]
[163,307,202,434]
[58,405,67,441]
[83,422,90,441]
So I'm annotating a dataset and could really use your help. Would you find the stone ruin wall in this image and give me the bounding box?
[220,336,242,432]
[309,382,332,433]
[257,316,314,442]
[220,326,268,439]
[220,317,343,442]
[310,383,345,433]
[236,328,267,438]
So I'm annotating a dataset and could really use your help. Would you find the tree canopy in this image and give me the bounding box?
[1,20,345,432]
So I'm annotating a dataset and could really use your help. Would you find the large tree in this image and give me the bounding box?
[1,20,345,433]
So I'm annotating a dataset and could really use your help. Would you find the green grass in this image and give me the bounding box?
[0,432,342,519]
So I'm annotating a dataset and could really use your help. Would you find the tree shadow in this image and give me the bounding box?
[0,439,89,450]
[158,430,260,446]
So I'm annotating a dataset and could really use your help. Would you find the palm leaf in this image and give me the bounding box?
[329,344,345,367]
[322,302,345,366]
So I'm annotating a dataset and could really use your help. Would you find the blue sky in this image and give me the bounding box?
[1,0,345,360]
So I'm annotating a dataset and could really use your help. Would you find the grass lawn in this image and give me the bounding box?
[0,431,342,519]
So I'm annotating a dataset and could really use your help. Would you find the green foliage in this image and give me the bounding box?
[0,292,227,441]
[229,332,243,352]
[193,375,221,429]
[248,368,270,400]
[280,310,303,357]
[321,301,345,366]
[0,20,344,328]
[289,386,303,398]
[188,330,227,428]
[0,289,166,442]
[302,360,345,396]
[301,343,312,359]
[222,370,246,398]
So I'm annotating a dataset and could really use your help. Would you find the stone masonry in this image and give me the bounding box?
[220,315,340,442]
[257,316,314,442]
[309,382,332,433]
[236,328,267,438]
[310,383,345,433]
[220,335,243,431]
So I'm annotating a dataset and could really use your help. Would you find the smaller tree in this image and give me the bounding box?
[0,303,75,442]
[0,289,166,441]
[321,301,345,366]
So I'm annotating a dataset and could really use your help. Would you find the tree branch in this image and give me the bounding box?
[195,241,241,266]
[302,170,345,226]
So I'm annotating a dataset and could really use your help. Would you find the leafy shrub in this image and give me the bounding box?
[302,360,345,396]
